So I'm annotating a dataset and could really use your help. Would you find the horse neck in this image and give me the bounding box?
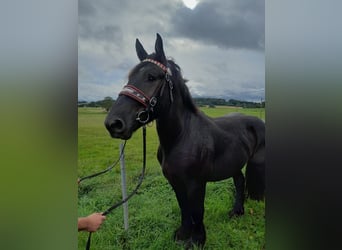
[156,97,195,148]
[155,73,198,147]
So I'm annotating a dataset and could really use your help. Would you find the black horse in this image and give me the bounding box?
[105,34,265,247]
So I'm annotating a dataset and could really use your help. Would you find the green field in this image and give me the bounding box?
[78,107,265,249]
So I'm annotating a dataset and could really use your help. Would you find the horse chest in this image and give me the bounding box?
[161,157,188,176]
[160,151,201,180]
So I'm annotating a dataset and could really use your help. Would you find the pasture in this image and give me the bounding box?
[78,106,265,249]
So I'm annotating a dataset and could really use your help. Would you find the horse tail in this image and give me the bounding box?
[246,120,265,200]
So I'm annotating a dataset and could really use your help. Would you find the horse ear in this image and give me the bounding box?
[135,38,148,61]
[155,33,167,64]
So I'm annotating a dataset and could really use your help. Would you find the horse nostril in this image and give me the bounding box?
[109,118,125,133]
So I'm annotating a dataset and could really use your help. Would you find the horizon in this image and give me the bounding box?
[77,96,265,104]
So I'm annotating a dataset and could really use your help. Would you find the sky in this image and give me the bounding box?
[78,0,265,102]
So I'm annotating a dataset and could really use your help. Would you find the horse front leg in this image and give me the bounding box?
[169,180,193,243]
[171,180,207,248]
[188,181,207,247]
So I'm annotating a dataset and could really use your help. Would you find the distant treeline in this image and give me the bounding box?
[78,96,114,111]
[193,98,265,108]
[78,97,265,110]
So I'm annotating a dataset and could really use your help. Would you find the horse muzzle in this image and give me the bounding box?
[105,117,133,140]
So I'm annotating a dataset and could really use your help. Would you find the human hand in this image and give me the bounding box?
[78,213,106,232]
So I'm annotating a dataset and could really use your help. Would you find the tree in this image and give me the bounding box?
[100,96,114,112]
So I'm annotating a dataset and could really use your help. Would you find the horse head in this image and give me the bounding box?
[105,34,175,139]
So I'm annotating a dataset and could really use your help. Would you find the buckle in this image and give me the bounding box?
[136,110,150,124]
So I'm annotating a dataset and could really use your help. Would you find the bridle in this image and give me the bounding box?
[119,58,174,124]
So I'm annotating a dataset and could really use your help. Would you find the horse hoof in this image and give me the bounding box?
[181,240,194,250]
[173,226,192,242]
[175,237,204,250]
[228,207,245,218]
[191,235,205,249]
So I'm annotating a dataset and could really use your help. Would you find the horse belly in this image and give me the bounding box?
[206,156,247,182]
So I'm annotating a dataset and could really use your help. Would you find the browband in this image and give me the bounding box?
[143,58,172,76]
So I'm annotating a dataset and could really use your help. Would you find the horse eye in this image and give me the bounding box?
[147,74,156,81]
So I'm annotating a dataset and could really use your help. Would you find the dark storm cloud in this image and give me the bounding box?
[79,0,264,50]
[171,0,264,50]
[78,0,265,102]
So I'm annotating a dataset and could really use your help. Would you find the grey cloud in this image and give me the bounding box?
[78,0,264,102]
[171,0,264,50]
[79,0,96,17]
[79,0,125,42]
[79,24,123,42]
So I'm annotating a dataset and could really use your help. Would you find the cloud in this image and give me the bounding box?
[166,39,264,100]
[171,0,264,50]
[78,0,265,102]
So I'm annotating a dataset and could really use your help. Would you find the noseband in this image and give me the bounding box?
[119,59,174,124]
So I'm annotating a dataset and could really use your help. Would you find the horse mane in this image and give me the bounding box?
[167,59,198,114]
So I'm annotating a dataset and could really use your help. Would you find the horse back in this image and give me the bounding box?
[213,113,265,156]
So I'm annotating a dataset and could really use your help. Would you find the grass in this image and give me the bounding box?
[78,107,265,249]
